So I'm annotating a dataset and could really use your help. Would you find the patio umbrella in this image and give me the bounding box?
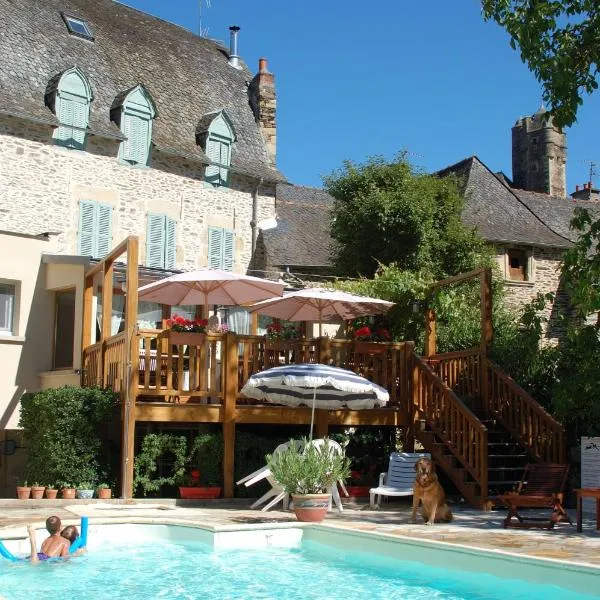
[240,363,389,438]
[137,268,285,316]
[248,287,394,336]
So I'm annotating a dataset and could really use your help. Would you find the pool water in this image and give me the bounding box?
[0,533,598,600]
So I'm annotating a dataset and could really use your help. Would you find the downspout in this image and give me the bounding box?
[251,177,263,273]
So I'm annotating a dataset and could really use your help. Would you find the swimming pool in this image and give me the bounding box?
[0,524,598,599]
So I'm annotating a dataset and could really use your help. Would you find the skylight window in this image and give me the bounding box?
[61,13,94,41]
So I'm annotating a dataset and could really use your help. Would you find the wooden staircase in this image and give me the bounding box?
[410,349,566,509]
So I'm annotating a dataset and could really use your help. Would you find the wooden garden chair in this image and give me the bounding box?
[499,463,572,529]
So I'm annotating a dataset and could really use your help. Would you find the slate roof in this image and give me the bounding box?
[0,0,284,182]
[438,157,573,249]
[261,184,334,267]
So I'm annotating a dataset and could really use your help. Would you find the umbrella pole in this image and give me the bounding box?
[309,386,316,441]
[318,307,322,338]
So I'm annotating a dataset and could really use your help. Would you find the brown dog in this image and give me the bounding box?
[411,457,453,525]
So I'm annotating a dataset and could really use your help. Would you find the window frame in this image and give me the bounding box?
[0,281,18,336]
[203,112,235,188]
[53,288,76,370]
[505,248,534,282]
[61,13,95,41]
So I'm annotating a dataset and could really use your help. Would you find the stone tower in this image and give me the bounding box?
[512,106,567,197]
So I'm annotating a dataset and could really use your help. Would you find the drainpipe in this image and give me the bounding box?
[251,177,263,273]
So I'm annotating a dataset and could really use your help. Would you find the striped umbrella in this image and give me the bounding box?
[240,363,389,438]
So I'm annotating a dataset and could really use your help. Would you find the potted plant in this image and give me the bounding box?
[352,324,391,355]
[59,482,76,499]
[178,433,223,499]
[267,438,351,522]
[45,484,58,500]
[97,483,112,499]
[164,314,208,346]
[30,482,46,499]
[178,468,222,499]
[76,482,95,499]
[16,480,31,500]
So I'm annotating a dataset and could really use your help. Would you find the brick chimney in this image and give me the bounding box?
[512,106,567,197]
[249,58,276,164]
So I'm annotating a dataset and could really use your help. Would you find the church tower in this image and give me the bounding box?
[512,106,567,197]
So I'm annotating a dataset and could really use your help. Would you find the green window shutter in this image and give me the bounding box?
[56,97,75,147]
[222,229,234,271]
[165,217,176,269]
[71,100,88,149]
[208,226,223,269]
[96,203,113,258]
[219,140,231,185]
[147,214,166,268]
[78,200,96,255]
[123,113,150,165]
[205,138,221,185]
[121,113,134,161]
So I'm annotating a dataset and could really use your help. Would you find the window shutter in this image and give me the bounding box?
[56,97,75,146]
[219,140,230,184]
[123,113,150,165]
[96,203,113,258]
[122,113,134,161]
[78,200,96,256]
[208,226,223,269]
[165,217,176,269]
[222,229,234,272]
[71,100,88,149]
[205,138,221,184]
[147,214,166,268]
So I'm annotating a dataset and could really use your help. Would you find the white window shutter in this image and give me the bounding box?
[208,227,223,269]
[219,140,230,184]
[147,214,166,268]
[122,113,134,161]
[222,229,234,272]
[96,203,113,258]
[205,138,221,184]
[165,217,176,269]
[78,200,96,256]
[56,97,75,145]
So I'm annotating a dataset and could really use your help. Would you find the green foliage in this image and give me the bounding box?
[324,154,489,278]
[188,432,223,485]
[19,386,118,488]
[482,0,600,127]
[267,438,351,495]
[133,433,188,496]
[561,208,600,320]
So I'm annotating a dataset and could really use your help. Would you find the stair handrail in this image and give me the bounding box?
[412,352,488,500]
[483,357,566,463]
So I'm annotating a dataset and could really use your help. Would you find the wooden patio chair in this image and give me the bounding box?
[499,463,572,529]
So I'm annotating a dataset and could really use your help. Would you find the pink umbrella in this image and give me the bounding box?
[138,268,285,316]
[248,287,394,337]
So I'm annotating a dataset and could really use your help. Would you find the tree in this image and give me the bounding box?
[324,154,488,278]
[482,0,600,127]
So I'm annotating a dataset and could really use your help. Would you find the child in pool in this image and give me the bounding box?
[27,516,70,562]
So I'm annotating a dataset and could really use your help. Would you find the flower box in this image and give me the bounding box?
[178,486,221,499]
[354,341,388,355]
[166,331,206,346]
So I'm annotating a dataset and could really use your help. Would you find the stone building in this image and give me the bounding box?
[0,0,284,494]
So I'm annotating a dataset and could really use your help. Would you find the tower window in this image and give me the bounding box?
[61,13,94,41]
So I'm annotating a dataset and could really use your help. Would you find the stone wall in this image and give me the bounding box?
[497,245,569,340]
[0,116,276,272]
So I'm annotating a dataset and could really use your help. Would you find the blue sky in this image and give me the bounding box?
[123,0,600,192]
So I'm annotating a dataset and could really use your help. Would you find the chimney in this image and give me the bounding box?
[512,106,567,197]
[228,26,241,69]
[249,57,277,164]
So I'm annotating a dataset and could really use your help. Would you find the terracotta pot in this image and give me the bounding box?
[30,486,46,499]
[291,493,330,522]
[16,486,31,500]
[97,488,112,499]
[45,488,58,499]
[179,486,221,499]
[345,485,371,498]
[61,488,76,499]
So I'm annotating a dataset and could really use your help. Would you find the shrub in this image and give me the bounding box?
[19,386,118,488]
[188,432,223,485]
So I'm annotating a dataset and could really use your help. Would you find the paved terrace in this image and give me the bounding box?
[1,498,599,570]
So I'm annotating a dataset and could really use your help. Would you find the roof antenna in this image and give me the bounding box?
[583,159,597,199]
[198,0,211,37]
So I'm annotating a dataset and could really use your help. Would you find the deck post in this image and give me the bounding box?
[318,336,331,364]
[315,410,329,439]
[403,342,416,452]
[223,332,238,498]
[424,308,436,358]
[101,260,114,386]
[81,275,94,385]
[121,237,139,499]
[480,267,493,355]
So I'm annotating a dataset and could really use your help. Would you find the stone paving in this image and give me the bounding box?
[1,498,600,570]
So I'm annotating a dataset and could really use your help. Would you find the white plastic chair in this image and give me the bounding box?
[306,438,350,512]
[369,452,430,508]
[236,440,301,511]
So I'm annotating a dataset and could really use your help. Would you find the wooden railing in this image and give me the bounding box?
[426,348,481,400]
[483,358,566,463]
[81,333,126,392]
[82,341,102,387]
[412,352,488,504]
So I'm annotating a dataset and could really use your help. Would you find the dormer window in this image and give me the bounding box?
[47,67,93,150]
[61,13,94,41]
[111,85,156,167]
[196,111,236,187]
